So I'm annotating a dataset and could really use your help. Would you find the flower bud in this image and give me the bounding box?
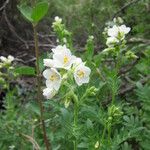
[54,16,62,23]
[34,118,38,122]
[87,86,98,96]
[95,141,99,149]
[108,105,123,119]
[125,51,138,59]
[64,98,71,108]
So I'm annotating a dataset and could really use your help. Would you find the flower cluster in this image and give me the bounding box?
[43,45,91,99]
[102,17,139,60]
[0,55,14,67]
[0,55,15,89]
[52,16,72,47]
[106,24,130,47]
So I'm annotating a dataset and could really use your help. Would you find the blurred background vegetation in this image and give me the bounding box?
[0,0,150,149]
[0,0,150,56]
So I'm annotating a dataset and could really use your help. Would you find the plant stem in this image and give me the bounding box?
[33,24,50,150]
[107,125,111,145]
[101,123,106,145]
[111,90,115,105]
[73,96,78,150]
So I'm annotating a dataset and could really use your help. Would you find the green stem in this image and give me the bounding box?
[111,90,115,105]
[33,24,51,150]
[107,125,111,145]
[101,123,107,145]
[73,95,78,150]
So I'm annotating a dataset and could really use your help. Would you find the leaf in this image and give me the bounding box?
[29,102,40,116]
[18,2,49,23]
[39,53,48,72]
[85,36,94,60]
[15,66,35,76]
[86,119,93,129]
[31,2,49,23]
[17,4,33,22]
[78,142,88,148]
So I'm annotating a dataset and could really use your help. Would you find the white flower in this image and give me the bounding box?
[8,55,14,62]
[43,68,62,91]
[0,55,14,64]
[119,25,131,35]
[107,25,119,37]
[51,45,70,54]
[107,25,130,40]
[52,46,76,70]
[43,87,56,99]
[0,56,7,62]
[43,59,54,68]
[106,37,119,47]
[74,64,91,86]
[54,16,62,23]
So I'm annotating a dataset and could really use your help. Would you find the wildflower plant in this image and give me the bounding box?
[2,1,146,149]
[43,17,92,149]
[52,16,73,49]
[0,55,15,90]
[43,44,91,98]
[103,18,137,66]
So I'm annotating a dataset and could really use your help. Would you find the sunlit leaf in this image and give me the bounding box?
[31,2,49,23]
[15,66,35,76]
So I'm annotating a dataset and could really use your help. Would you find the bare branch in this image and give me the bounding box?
[113,0,141,18]
[3,9,29,49]
[119,75,150,96]
[128,38,150,44]
[0,0,9,11]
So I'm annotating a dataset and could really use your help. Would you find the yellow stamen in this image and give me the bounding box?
[77,70,85,78]
[50,74,57,81]
[63,56,69,64]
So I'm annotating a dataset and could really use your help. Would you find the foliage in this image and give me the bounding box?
[0,0,150,150]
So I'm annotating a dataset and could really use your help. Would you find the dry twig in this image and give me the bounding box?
[113,0,141,18]
[3,9,29,49]
[0,0,9,11]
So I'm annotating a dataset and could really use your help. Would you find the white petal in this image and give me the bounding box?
[43,69,53,79]
[53,53,64,68]
[46,80,53,88]
[54,16,62,23]
[119,25,131,34]
[84,66,91,76]
[81,76,90,83]
[46,79,61,91]
[44,68,62,91]
[106,37,119,46]
[51,45,71,54]
[8,55,14,62]
[43,88,56,99]
[43,59,54,67]
[0,56,7,62]
[108,25,119,37]
[74,76,83,86]
[73,56,83,66]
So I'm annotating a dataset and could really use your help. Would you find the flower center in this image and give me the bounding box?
[50,74,57,81]
[63,56,69,64]
[77,70,85,78]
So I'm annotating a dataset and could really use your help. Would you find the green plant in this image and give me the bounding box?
[18,1,50,149]
[0,1,149,149]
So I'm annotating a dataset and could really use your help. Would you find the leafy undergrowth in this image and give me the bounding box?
[0,1,150,150]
